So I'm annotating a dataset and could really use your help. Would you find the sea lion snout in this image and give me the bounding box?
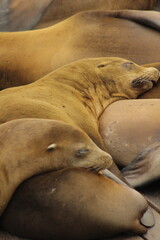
[131,67,159,90]
[72,145,113,171]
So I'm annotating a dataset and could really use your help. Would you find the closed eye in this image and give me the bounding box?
[123,62,134,70]
[75,149,89,157]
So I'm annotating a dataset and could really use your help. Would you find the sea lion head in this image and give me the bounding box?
[0,118,113,215]
[45,120,113,172]
[1,118,113,174]
[95,57,159,99]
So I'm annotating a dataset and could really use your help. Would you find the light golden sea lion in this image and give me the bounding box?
[0,118,112,215]
[34,0,158,29]
[0,0,157,31]
[0,168,154,240]
[0,10,160,89]
[0,57,159,150]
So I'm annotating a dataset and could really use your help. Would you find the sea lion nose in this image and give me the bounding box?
[97,149,113,169]
[103,152,113,168]
[148,67,160,83]
[140,206,155,228]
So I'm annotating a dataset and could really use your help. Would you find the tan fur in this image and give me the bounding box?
[0,118,112,215]
[0,0,157,31]
[0,57,159,149]
[34,0,157,29]
[0,11,160,89]
[140,62,160,99]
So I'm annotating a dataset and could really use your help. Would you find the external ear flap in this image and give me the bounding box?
[97,63,107,68]
[47,143,57,151]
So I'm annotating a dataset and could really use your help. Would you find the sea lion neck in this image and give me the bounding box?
[47,61,111,118]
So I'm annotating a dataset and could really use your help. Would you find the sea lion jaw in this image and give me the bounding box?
[96,58,159,99]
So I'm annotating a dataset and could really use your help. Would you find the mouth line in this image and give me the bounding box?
[131,77,156,88]
[85,165,106,173]
[148,79,156,85]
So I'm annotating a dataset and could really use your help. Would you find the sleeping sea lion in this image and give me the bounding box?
[0,168,154,240]
[0,0,157,31]
[0,118,112,215]
[34,0,158,29]
[0,10,160,89]
[0,57,159,150]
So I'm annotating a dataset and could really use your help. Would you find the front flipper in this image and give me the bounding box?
[122,141,160,188]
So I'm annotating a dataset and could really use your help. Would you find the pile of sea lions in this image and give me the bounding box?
[0,1,160,240]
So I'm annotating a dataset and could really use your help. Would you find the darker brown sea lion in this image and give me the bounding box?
[0,118,112,215]
[0,57,159,151]
[99,99,160,167]
[0,168,154,240]
[0,10,160,89]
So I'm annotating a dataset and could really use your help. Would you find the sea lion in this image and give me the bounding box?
[0,118,112,215]
[0,10,160,89]
[34,0,158,29]
[0,0,157,31]
[99,99,160,167]
[122,141,160,188]
[0,57,159,150]
[0,168,154,240]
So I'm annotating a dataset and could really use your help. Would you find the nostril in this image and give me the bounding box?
[140,206,155,228]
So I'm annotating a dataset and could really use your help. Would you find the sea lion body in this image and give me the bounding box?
[34,0,157,29]
[1,168,151,240]
[0,118,112,215]
[0,57,159,149]
[0,11,160,89]
[99,99,160,167]
[99,99,160,187]
[0,0,157,31]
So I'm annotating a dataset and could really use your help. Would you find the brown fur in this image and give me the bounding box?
[0,57,159,149]
[0,118,112,215]
[0,0,157,31]
[99,99,160,167]
[0,11,160,89]
[1,168,150,239]
[34,0,158,29]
